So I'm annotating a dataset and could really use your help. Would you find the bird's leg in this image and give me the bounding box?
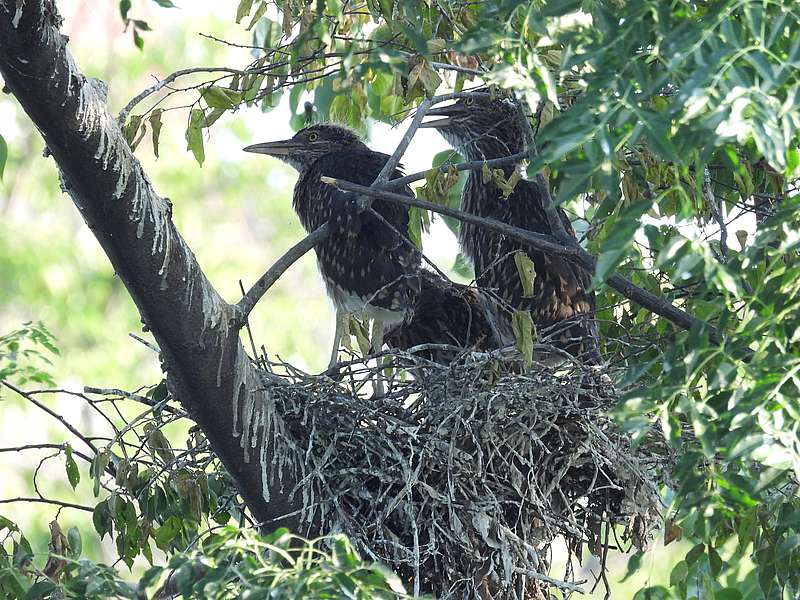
[329,308,347,369]
[371,319,385,396]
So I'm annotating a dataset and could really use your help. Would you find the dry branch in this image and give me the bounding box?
[321,176,723,343]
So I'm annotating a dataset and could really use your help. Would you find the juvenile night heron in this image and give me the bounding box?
[244,124,421,372]
[384,269,499,364]
[421,97,599,362]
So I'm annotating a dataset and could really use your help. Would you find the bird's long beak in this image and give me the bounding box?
[420,104,467,128]
[242,140,303,156]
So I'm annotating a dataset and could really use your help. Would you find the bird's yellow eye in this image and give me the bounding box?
[308,132,319,142]
[464,96,474,106]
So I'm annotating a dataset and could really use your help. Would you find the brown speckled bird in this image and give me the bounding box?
[384,269,499,364]
[244,124,421,369]
[421,97,600,362]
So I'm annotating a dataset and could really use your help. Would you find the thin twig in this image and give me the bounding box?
[0,443,94,464]
[515,101,570,242]
[0,497,94,512]
[129,332,159,353]
[235,223,331,321]
[704,166,728,261]
[382,151,528,191]
[514,568,586,593]
[118,66,251,122]
[1,381,99,455]
[379,98,434,184]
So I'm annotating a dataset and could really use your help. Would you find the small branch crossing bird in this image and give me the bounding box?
[421,97,600,362]
[244,124,421,373]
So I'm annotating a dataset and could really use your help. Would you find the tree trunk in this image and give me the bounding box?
[0,0,300,530]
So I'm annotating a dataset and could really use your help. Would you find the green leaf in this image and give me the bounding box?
[149,109,163,159]
[119,0,131,21]
[67,526,82,559]
[64,444,80,489]
[247,1,269,31]
[452,253,473,279]
[511,310,535,366]
[592,199,650,286]
[122,114,143,147]
[90,450,110,497]
[132,28,144,50]
[201,86,240,109]
[513,252,536,297]
[185,109,205,166]
[24,581,56,600]
[0,133,7,181]
[348,316,371,357]
[151,0,176,7]
[235,0,255,24]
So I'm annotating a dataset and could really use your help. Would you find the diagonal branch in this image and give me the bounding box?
[321,176,723,344]
[383,151,529,190]
[515,101,571,243]
[236,223,331,321]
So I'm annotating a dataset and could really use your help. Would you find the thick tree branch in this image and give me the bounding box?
[0,0,300,530]
[321,177,723,343]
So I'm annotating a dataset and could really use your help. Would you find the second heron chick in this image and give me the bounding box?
[422,97,600,362]
[244,124,421,370]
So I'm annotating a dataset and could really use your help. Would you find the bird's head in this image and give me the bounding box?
[243,123,368,172]
[421,95,523,160]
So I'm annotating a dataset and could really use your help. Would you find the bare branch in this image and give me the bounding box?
[0,497,94,513]
[369,97,433,189]
[516,101,571,243]
[235,223,331,322]
[322,176,580,256]
[2,381,99,455]
[383,151,529,191]
[321,176,724,343]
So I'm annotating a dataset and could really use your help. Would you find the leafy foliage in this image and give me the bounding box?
[0,322,59,387]
[4,0,800,597]
[0,515,407,600]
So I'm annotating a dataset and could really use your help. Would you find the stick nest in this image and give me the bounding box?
[263,350,668,599]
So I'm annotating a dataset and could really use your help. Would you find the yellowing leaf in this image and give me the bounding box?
[281,0,292,37]
[511,310,536,366]
[426,38,447,54]
[348,316,371,357]
[513,252,536,298]
[481,162,492,184]
[201,86,240,109]
[406,57,442,100]
[185,109,205,166]
[123,114,143,147]
[149,108,163,159]
[235,0,255,23]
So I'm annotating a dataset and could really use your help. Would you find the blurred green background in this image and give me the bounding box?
[0,2,687,596]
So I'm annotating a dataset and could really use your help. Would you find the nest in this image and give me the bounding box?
[258,349,667,599]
